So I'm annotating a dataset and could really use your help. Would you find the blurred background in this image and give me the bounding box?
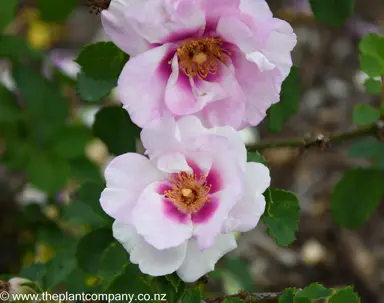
[0,0,384,302]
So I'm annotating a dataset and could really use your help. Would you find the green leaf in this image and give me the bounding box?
[359,34,384,75]
[105,263,152,297]
[223,298,244,303]
[64,183,110,227]
[13,64,69,127]
[165,273,181,291]
[69,157,103,183]
[263,189,300,246]
[93,106,140,155]
[279,288,296,303]
[0,35,40,59]
[155,277,185,303]
[26,151,71,194]
[353,104,380,125]
[360,54,383,77]
[331,168,384,228]
[0,85,21,122]
[309,0,355,27]
[268,66,300,132]
[99,242,129,282]
[349,138,384,169]
[182,288,201,303]
[247,152,268,166]
[52,125,90,159]
[364,78,382,94]
[294,298,311,303]
[77,70,116,102]
[43,250,77,290]
[225,256,255,292]
[295,283,332,300]
[0,0,17,31]
[38,0,77,22]
[329,287,360,303]
[76,228,114,274]
[19,263,46,286]
[75,42,129,81]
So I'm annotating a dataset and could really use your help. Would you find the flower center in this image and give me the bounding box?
[85,0,111,14]
[176,37,231,79]
[164,171,211,214]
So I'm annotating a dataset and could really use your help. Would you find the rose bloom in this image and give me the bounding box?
[100,116,270,282]
[101,0,296,130]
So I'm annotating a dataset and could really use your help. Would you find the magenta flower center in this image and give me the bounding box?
[176,37,232,79]
[164,171,212,214]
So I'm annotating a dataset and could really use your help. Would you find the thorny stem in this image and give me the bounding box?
[247,120,384,152]
[204,291,281,303]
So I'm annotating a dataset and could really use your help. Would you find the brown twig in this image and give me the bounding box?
[204,291,281,303]
[247,121,384,152]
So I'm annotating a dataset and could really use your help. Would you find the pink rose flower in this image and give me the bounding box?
[101,0,297,130]
[100,116,270,282]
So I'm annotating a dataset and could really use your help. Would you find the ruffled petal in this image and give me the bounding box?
[176,116,207,143]
[100,154,165,222]
[131,182,193,250]
[222,162,270,233]
[141,117,180,157]
[113,221,187,276]
[124,0,206,44]
[118,44,176,128]
[239,0,273,20]
[176,233,237,282]
[156,152,192,174]
[101,0,150,55]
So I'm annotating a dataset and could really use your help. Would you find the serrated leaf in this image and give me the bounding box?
[26,151,71,194]
[331,168,384,228]
[0,0,18,31]
[295,283,332,300]
[364,78,382,94]
[93,106,140,155]
[76,228,114,274]
[247,152,267,165]
[0,35,40,59]
[75,42,129,81]
[309,0,355,27]
[279,288,296,303]
[353,104,380,125]
[268,66,300,132]
[77,70,116,102]
[0,85,21,122]
[182,288,201,303]
[329,287,360,303]
[38,0,77,22]
[99,242,129,282]
[262,189,300,246]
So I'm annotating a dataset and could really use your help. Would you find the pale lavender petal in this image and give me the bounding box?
[176,233,237,282]
[113,221,187,276]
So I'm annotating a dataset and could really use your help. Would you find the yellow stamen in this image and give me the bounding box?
[165,172,211,214]
[176,37,231,80]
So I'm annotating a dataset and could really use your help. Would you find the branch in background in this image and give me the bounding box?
[204,291,281,303]
[248,120,384,152]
